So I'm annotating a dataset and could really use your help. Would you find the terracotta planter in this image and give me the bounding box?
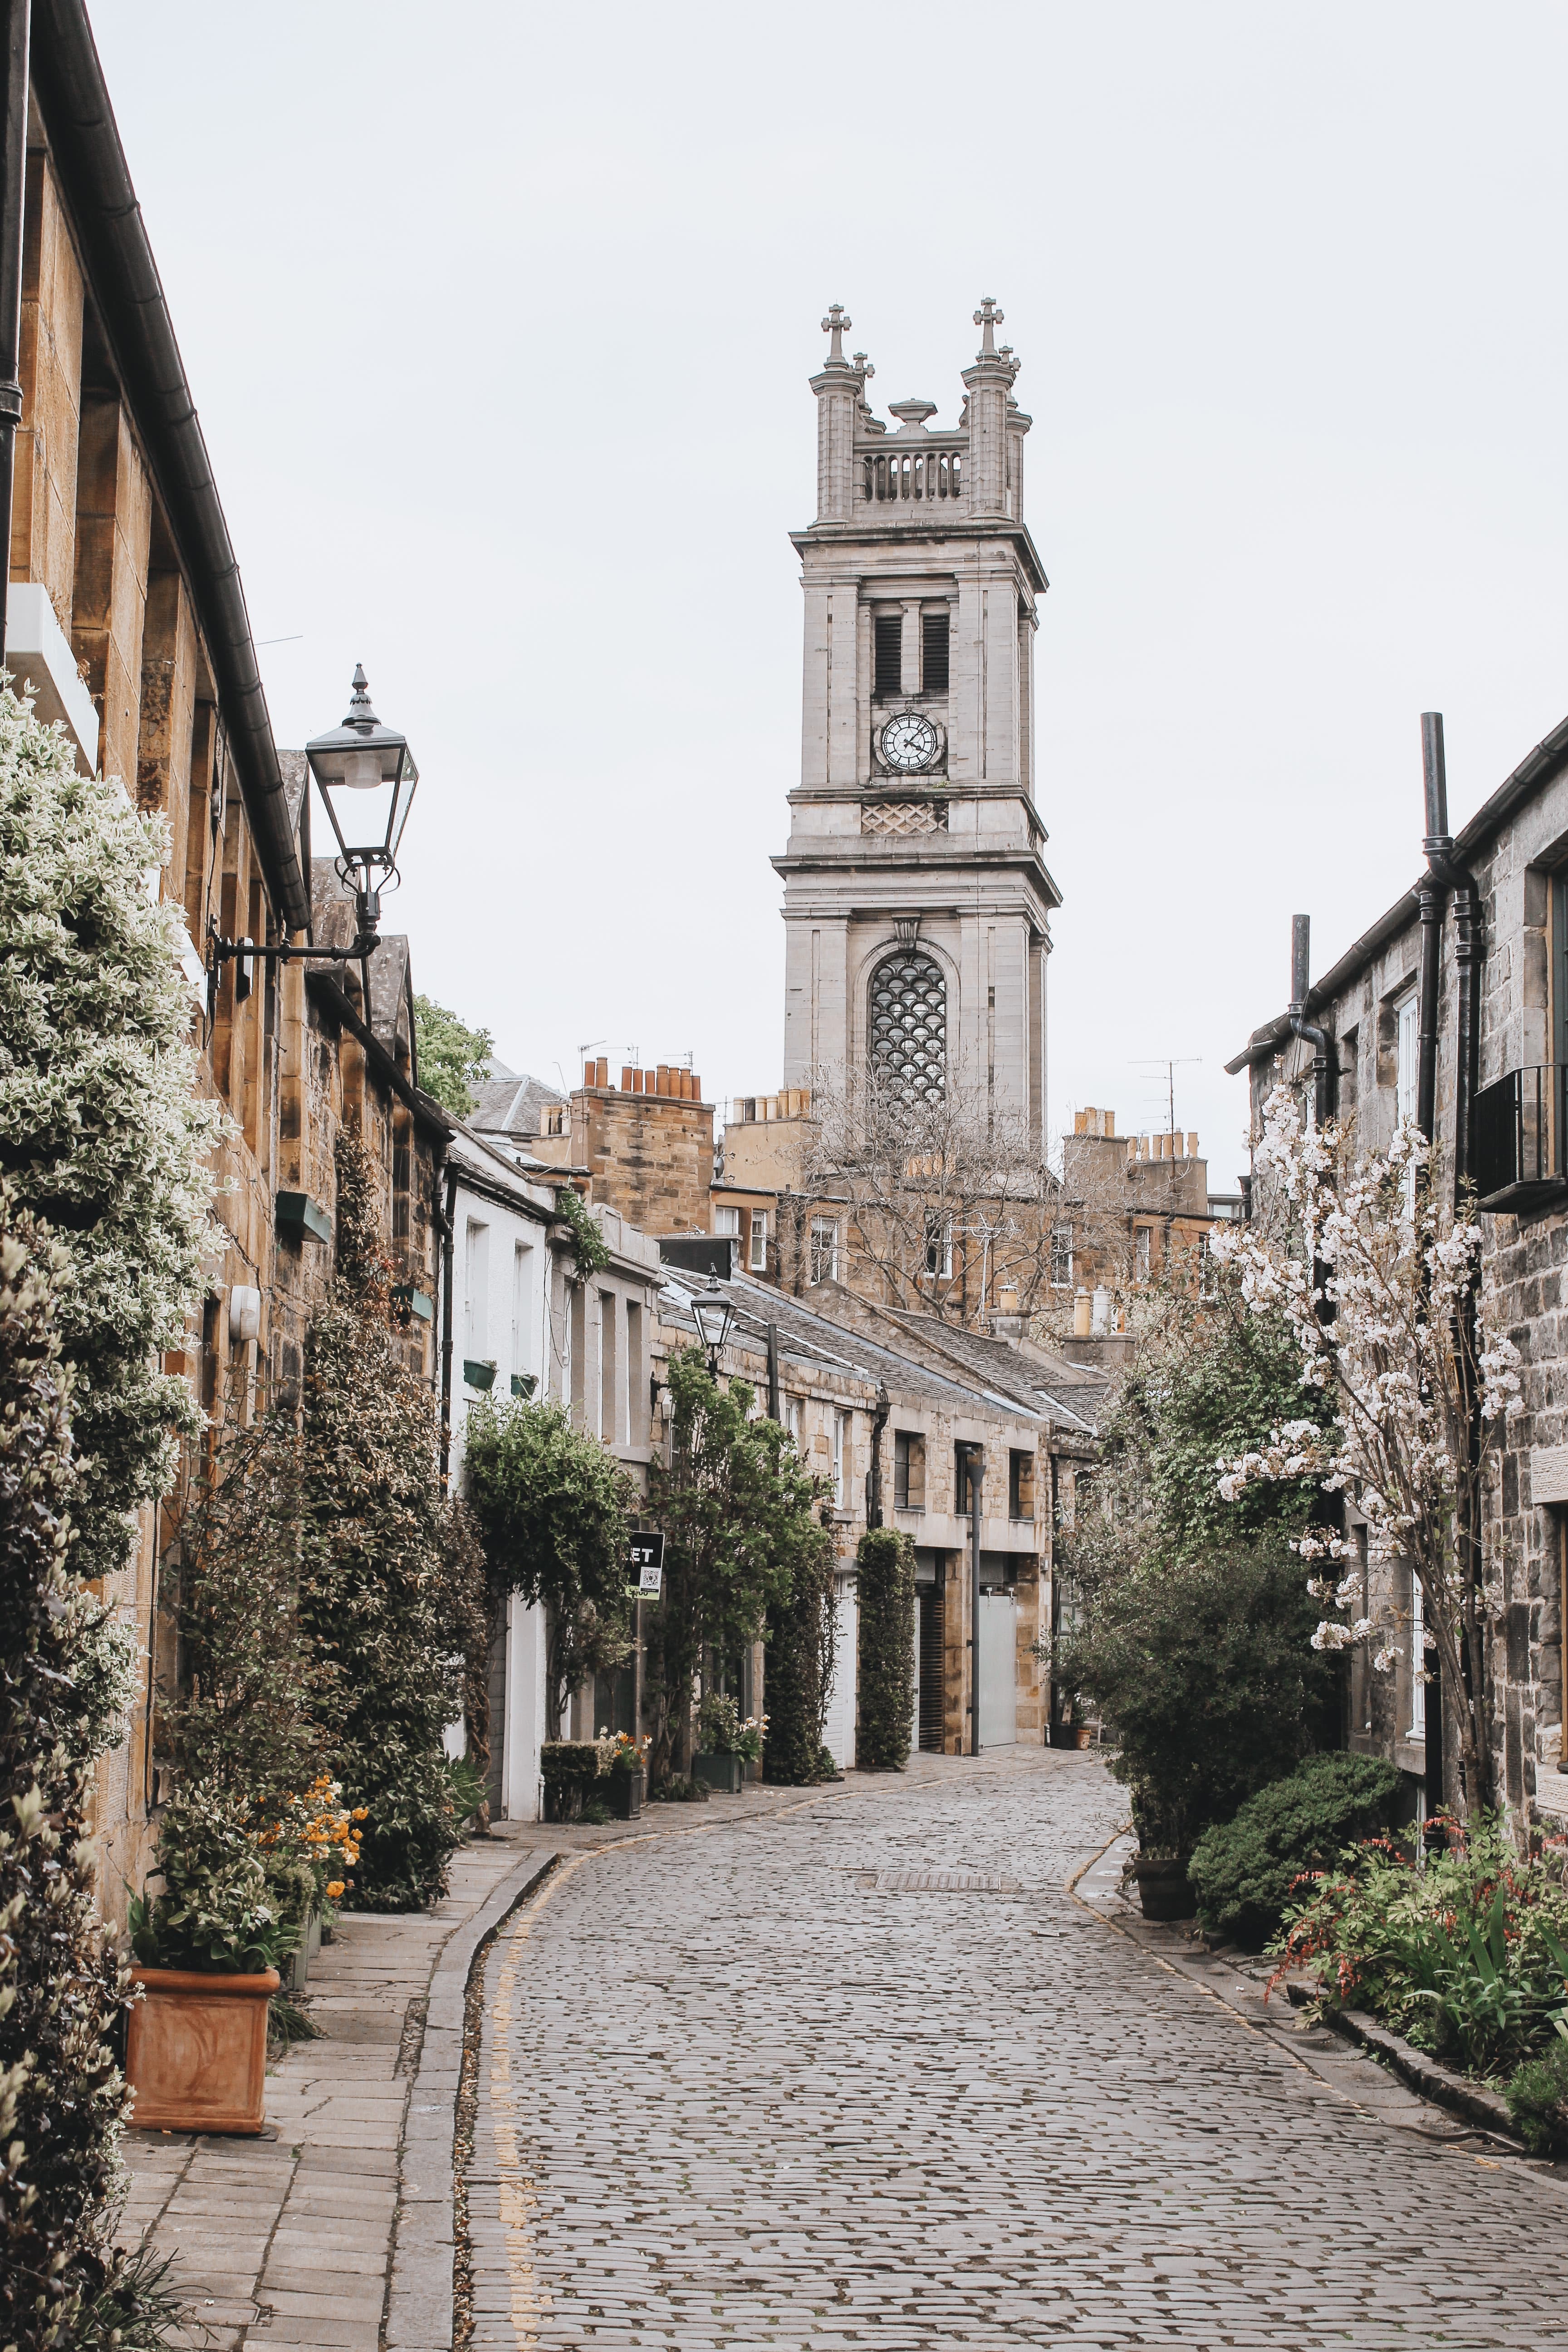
[126,1965,278,2135]
[1131,1858,1196,1922]
[1049,1723,1093,1749]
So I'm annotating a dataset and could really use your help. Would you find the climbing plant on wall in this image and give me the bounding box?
[0,683,225,1584]
[296,1137,481,1910]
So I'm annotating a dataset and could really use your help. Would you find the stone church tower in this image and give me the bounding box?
[774,299,1060,1141]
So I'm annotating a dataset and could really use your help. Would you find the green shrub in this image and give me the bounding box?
[0,1190,144,2350]
[1506,2040,1568,2156]
[540,1741,606,1784]
[855,1527,916,1770]
[1188,1752,1403,1948]
[1056,1532,1334,1856]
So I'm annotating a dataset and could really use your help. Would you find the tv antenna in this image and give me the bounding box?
[1130,1057,1201,1140]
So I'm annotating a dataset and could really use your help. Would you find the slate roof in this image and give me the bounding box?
[470,1057,564,1146]
[878,1312,1112,1437]
[657,1268,1047,1431]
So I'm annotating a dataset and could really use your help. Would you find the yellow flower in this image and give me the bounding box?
[352,1807,368,1821]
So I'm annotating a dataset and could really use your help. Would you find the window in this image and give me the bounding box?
[874,613,902,697]
[1135,1225,1152,1283]
[1410,1567,1426,1740]
[869,949,946,1104]
[1396,990,1419,1131]
[924,1209,952,1279]
[627,1300,646,1443]
[600,1292,618,1444]
[714,1205,740,1237]
[1049,1220,1073,1290]
[954,1441,978,1514]
[921,608,950,694]
[465,1220,490,1356]
[810,1218,839,1285]
[749,1210,769,1272]
[894,1429,926,1510]
[511,1241,535,1395]
[1009,1448,1035,1521]
[832,1409,849,1508]
[784,1394,803,1448]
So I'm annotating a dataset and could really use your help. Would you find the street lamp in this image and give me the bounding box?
[305,664,420,951]
[206,665,418,995]
[690,1274,734,1374]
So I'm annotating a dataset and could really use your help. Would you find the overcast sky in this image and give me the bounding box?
[89,1,1568,1190]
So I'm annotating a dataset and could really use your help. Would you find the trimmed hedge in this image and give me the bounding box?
[540,1741,606,1784]
[855,1528,916,1771]
[1187,1751,1404,1949]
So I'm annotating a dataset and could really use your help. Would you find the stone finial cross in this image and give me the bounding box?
[853,351,875,383]
[821,303,852,363]
[974,295,1004,357]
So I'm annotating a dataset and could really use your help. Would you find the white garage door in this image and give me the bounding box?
[821,1579,858,1772]
[977,1590,1017,1750]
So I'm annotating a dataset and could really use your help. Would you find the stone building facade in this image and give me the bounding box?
[1229,708,1568,1830]
[5,22,458,1918]
[653,1268,1096,1764]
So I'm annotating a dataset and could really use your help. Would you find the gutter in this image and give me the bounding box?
[1228,707,1568,1077]
[304,968,452,1137]
[29,1,309,932]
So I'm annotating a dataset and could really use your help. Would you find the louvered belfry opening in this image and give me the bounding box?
[921,610,950,694]
[869,948,947,1104]
[873,614,903,698]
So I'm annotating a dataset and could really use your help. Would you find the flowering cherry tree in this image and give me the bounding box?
[1211,1088,1522,1815]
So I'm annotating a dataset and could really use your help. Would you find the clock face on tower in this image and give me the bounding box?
[880,712,941,774]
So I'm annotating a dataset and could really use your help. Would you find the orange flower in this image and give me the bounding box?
[326,1880,345,1900]
[352,1807,368,1821]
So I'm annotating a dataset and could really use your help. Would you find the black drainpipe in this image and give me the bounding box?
[1415,710,1484,1825]
[0,0,28,664]
[766,1320,780,1423]
[967,1444,985,1755]
[867,1379,890,1530]
[1288,914,1335,1128]
[437,1154,458,1488]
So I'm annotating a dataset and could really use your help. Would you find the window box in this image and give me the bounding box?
[463,1358,496,1391]
[275,1190,332,1245]
[1475,1064,1568,1214]
[391,1284,434,1323]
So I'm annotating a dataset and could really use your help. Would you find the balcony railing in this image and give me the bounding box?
[1474,1063,1568,1211]
[861,445,966,507]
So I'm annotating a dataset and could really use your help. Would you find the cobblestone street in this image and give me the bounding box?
[468,1750,1568,2351]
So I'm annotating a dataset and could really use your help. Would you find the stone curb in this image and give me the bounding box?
[1312,1999,1523,2145]
[384,1848,562,2352]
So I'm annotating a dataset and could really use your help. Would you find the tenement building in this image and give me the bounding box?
[775,298,1061,1136]
[1230,708,1568,1834]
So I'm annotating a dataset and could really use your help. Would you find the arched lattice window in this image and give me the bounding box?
[868,949,947,1103]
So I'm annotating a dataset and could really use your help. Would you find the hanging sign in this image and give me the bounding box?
[628,1530,665,1597]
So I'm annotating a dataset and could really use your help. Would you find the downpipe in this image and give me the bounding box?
[1417,712,1485,1820]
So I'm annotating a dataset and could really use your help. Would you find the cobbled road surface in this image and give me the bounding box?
[465,1749,1568,2350]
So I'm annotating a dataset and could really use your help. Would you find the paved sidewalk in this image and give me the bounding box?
[122,1781,837,2350]
[121,1826,547,2350]
[468,1749,1568,2351]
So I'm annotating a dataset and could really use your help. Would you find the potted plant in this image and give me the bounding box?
[255,1774,364,1993]
[693,1694,764,1794]
[126,1784,306,2135]
[540,1739,607,1821]
[602,1730,649,1818]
